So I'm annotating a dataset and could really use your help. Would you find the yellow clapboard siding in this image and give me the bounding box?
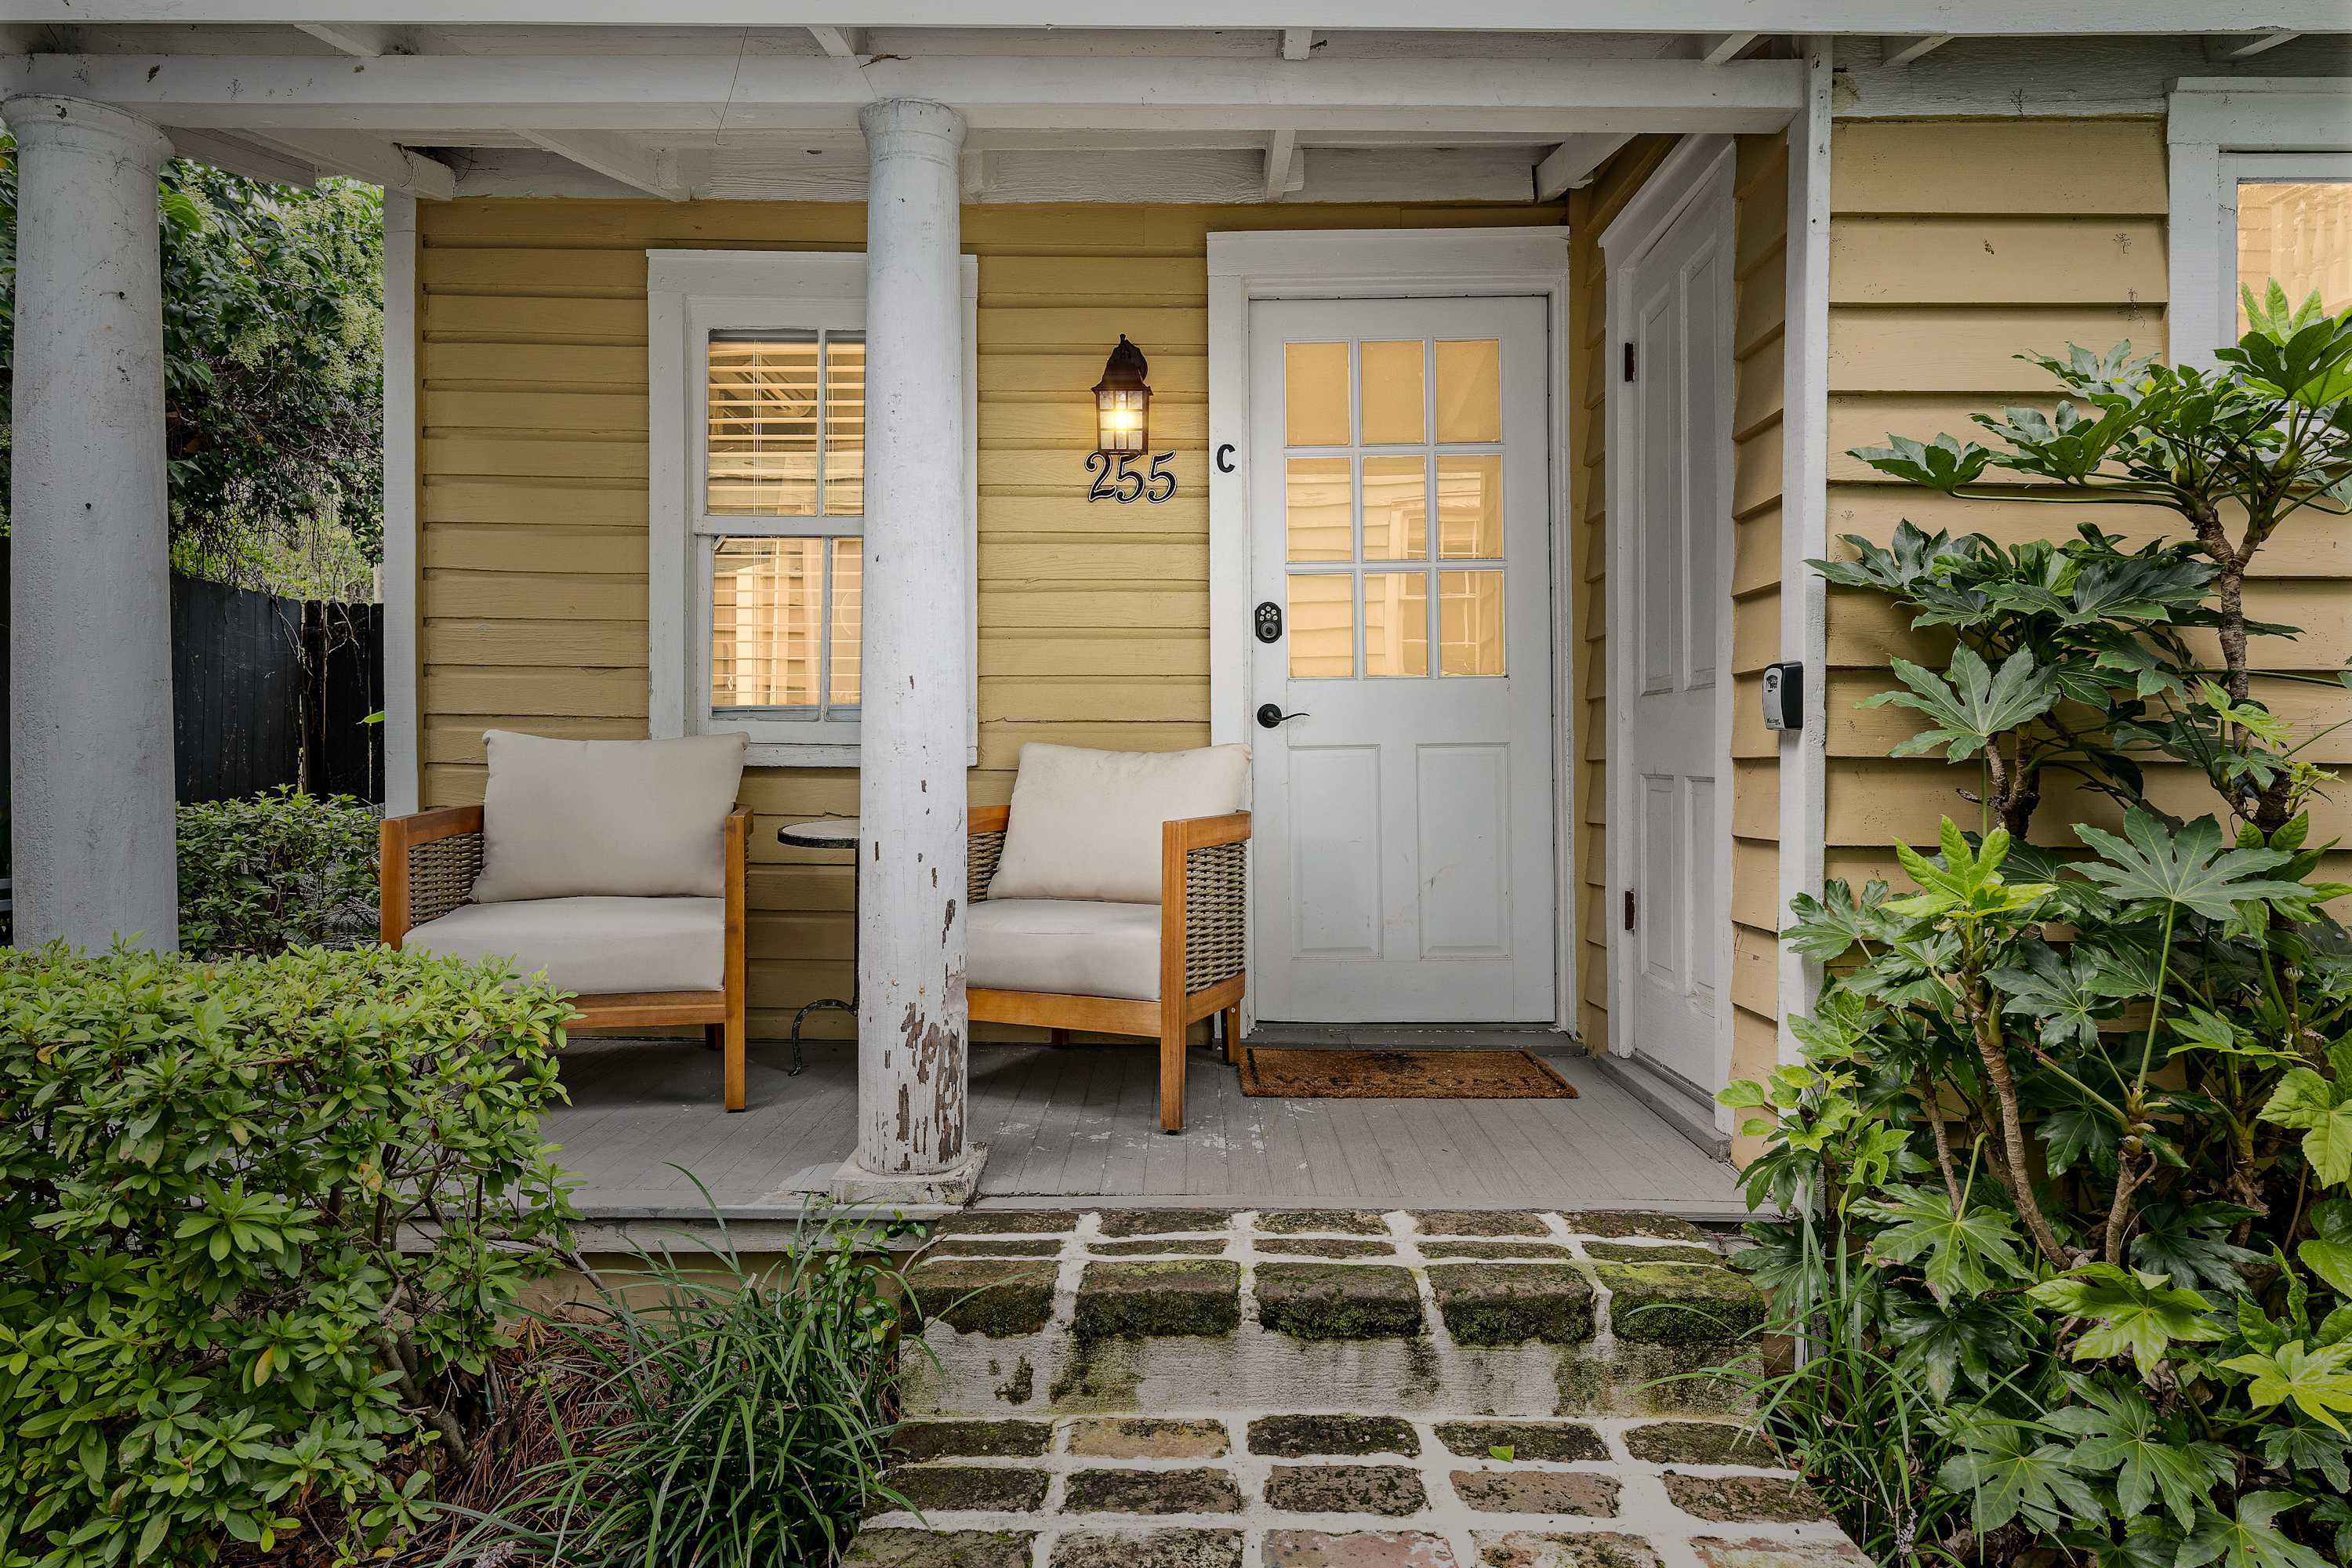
[982,400,1210,448]
[979,540,1210,583]
[423,294,648,343]
[978,306,1206,354]
[1733,332,1785,439]
[980,678,1206,724]
[424,341,648,388]
[423,619,647,667]
[423,525,646,575]
[424,388,649,433]
[981,254,1206,303]
[979,449,1208,495]
[423,570,648,620]
[1828,581,2352,672]
[424,434,648,481]
[1831,118,2169,217]
[1733,504,1783,597]
[423,248,648,296]
[980,494,1207,536]
[1829,304,2168,394]
[423,479,648,528]
[1831,218,2169,306]
[979,721,1209,771]
[424,668,649,719]
[981,634,1210,678]
[982,352,1207,397]
[980,588,1207,629]
[423,716,645,764]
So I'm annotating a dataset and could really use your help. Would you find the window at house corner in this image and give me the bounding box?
[703,328,864,719]
[2237,180,2352,327]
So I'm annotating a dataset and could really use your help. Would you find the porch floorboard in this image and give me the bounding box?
[541,1033,1748,1221]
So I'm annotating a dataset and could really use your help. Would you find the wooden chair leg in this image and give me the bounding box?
[1222,1004,1241,1065]
[1158,1001,1187,1134]
[702,1022,724,1051]
[722,1007,747,1113]
[1051,1027,1071,1047]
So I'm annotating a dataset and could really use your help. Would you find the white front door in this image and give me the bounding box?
[1248,296,1555,1022]
[1617,181,1733,1094]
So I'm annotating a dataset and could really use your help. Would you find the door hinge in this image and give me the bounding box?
[1622,342,1636,382]
[1623,890,1637,931]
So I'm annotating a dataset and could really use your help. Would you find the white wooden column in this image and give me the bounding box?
[5,96,180,952]
[834,98,986,1206]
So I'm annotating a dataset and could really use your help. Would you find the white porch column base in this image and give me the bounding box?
[829,1143,989,1210]
[5,95,180,952]
[850,97,982,1191]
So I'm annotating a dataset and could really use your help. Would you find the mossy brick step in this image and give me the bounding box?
[932,1211,1081,1236]
[1064,1466,1247,1515]
[1581,1240,1720,1265]
[925,1238,1066,1258]
[1595,1262,1765,1345]
[1065,1416,1231,1459]
[1265,1531,1460,1568]
[1265,1465,1429,1516]
[1254,1263,1425,1341]
[878,1465,1051,1515]
[1260,1237,1396,1258]
[1662,1472,1831,1523]
[1432,1420,1608,1462]
[1478,1531,1664,1568]
[905,1257,1058,1338]
[1690,1537,1872,1567]
[1557,1213,1711,1243]
[1073,1259,1242,1340]
[1427,1263,1597,1346]
[1257,1210,1391,1236]
[891,1419,1055,1461]
[848,1529,1036,1568]
[1051,1530,1244,1568]
[1099,1208,1232,1237]
[1248,1414,1421,1457]
[1623,1421,1773,1465]
[1418,1240,1576,1261]
[1450,1469,1621,1516]
[1094,1239,1228,1257]
[1409,1210,1552,1238]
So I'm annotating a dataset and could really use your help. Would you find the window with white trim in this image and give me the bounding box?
[2227,158,2352,330]
[648,250,976,765]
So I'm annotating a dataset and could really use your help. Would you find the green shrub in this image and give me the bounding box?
[426,1200,921,1567]
[0,942,579,1568]
[176,786,381,958]
[1721,285,2352,1566]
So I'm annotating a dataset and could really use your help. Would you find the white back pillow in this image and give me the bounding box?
[470,730,746,903]
[989,742,1249,905]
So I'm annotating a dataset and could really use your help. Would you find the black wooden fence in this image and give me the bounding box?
[0,567,385,810]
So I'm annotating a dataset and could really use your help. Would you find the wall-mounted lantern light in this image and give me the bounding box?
[1094,335,1151,455]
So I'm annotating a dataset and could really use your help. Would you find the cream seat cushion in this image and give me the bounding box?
[406,896,724,995]
[967,898,1161,1002]
[470,730,746,904]
[987,742,1248,905]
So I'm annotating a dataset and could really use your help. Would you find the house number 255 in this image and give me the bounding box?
[1084,452,1178,504]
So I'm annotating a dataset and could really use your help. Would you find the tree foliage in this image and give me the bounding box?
[0,140,385,564]
[1722,288,2352,1566]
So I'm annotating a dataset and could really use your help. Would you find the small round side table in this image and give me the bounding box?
[776,817,861,1077]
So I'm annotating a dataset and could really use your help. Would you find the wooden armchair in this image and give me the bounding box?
[380,803,752,1109]
[966,804,1249,1134]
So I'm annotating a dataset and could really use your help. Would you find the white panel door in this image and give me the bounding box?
[1249,296,1555,1022]
[1621,187,1733,1093]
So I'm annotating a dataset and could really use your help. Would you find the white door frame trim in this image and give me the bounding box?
[1598,133,1739,1106]
[1207,225,1577,1033]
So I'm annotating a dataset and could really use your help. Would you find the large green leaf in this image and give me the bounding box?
[2072,811,2307,922]
[1855,1183,2031,1303]
[2220,1339,2352,1435]
[1850,432,1996,492]
[2175,1493,2332,1568]
[1864,644,2059,764]
[1889,818,2056,925]
[1935,1415,2100,1536]
[2259,1047,2352,1186]
[2027,1265,2227,1376]
[2042,1377,2229,1528]
[1990,938,2114,1051]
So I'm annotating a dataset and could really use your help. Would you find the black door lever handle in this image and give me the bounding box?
[1256,703,1309,728]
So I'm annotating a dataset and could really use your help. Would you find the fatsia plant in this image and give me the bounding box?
[1717,289,2352,1568]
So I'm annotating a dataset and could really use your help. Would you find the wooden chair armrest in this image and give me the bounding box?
[1167,810,1251,851]
[971,804,1012,834]
[380,805,485,946]
[1161,812,1249,996]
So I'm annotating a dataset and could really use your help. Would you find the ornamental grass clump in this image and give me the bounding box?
[0,942,578,1568]
[421,1198,922,1568]
[1719,285,2352,1566]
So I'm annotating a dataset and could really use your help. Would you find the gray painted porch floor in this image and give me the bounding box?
[539,1031,1749,1221]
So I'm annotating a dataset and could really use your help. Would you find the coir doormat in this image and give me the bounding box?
[1236,1047,1578,1100]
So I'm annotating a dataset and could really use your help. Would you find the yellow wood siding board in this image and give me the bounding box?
[1829,305,2167,394]
[423,619,647,668]
[424,341,648,387]
[1831,217,2169,306]
[423,525,646,575]
[424,668,648,719]
[423,294,648,343]
[424,388,650,433]
[1830,119,2167,217]
[1831,582,2352,673]
[424,570,648,621]
[424,435,649,481]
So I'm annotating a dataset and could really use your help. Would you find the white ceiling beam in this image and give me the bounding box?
[2204,31,2303,62]
[1700,33,1760,66]
[1264,127,1297,201]
[167,126,318,187]
[292,22,403,56]
[806,25,868,59]
[249,129,456,197]
[7,3,2338,33]
[0,54,1809,136]
[514,127,688,199]
[1880,34,1951,66]
[1534,132,1632,198]
[1280,28,1314,62]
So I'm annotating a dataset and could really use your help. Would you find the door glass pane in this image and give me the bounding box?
[1436,339,1502,442]
[1362,456,1428,561]
[711,536,824,707]
[1285,341,1352,446]
[829,536,862,706]
[1363,572,1430,678]
[1285,457,1354,561]
[1359,339,1426,445]
[822,334,866,516]
[1439,569,1505,676]
[1287,573,1355,678]
[2238,181,2352,330]
[706,331,819,516]
[1436,454,1503,559]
